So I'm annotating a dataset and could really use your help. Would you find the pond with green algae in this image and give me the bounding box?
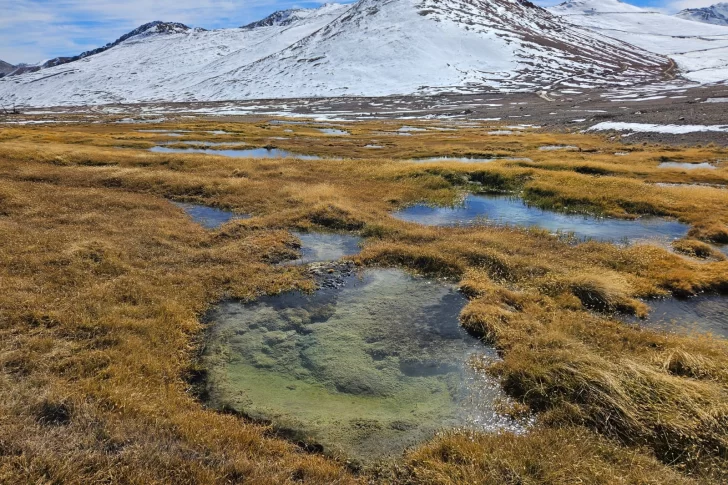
[202,268,517,463]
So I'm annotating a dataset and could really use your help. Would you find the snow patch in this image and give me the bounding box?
[587,122,728,134]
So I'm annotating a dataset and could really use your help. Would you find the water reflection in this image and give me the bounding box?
[393,194,688,243]
[203,269,519,462]
[151,146,321,160]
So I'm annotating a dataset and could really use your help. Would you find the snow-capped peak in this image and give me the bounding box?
[241,3,348,30]
[551,0,651,15]
[0,60,15,78]
[676,3,728,26]
[33,21,194,71]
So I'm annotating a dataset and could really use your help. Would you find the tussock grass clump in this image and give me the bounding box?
[567,273,647,316]
[689,221,728,244]
[673,239,726,260]
[395,428,693,484]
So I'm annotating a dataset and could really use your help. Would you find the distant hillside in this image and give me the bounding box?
[676,3,728,26]
[0,60,15,78]
[2,21,193,78]
[0,0,679,107]
[550,0,728,84]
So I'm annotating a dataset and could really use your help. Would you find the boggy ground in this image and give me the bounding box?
[0,119,727,484]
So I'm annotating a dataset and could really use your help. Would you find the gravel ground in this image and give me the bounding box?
[2,82,727,145]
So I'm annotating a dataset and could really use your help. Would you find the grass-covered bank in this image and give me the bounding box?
[1,120,727,483]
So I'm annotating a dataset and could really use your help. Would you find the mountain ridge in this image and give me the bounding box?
[0,0,696,107]
[186,0,669,100]
[676,3,728,26]
[0,60,15,78]
[3,21,194,77]
[549,0,728,84]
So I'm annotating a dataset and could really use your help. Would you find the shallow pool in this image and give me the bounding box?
[319,128,350,136]
[151,146,321,160]
[203,269,516,462]
[412,156,532,164]
[393,194,689,243]
[291,232,362,264]
[539,145,579,151]
[658,162,716,170]
[174,202,248,229]
[174,141,248,147]
[629,295,728,339]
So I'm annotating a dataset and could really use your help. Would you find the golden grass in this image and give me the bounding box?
[1,120,728,483]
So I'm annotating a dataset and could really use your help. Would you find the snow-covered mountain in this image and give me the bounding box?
[677,3,728,26]
[0,61,14,78]
[550,0,728,84]
[2,22,194,78]
[241,7,339,29]
[0,0,674,107]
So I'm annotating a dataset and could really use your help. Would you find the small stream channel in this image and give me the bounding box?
[176,200,726,463]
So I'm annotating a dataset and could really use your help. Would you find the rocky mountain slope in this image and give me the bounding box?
[676,3,728,26]
[0,61,14,78]
[550,0,728,84]
[0,0,677,107]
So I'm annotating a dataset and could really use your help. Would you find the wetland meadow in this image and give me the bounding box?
[1,117,727,484]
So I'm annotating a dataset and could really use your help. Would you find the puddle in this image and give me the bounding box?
[539,145,579,151]
[291,232,362,264]
[399,126,427,132]
[393,194,688,243]
[151,146,322,160]
[174,202,248,229]
[269,120,333,126]
[203,268,516,462]
[138,129,191,136]
[364,145,383,149]
[654,182,726,190]
[174,141,248,147]
[628,295,728,339]
[658,162,716,170]
[412,157,532,164]
[319,128,350,136]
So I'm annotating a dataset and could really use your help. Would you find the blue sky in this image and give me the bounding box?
[0,0,714,65]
